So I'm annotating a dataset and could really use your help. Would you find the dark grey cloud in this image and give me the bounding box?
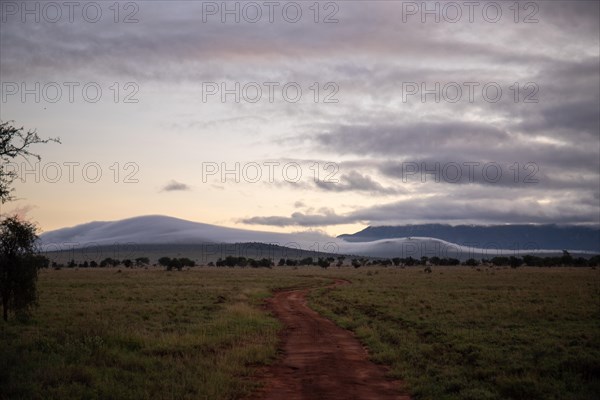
[315,121,509,156]
[314,121,597,166]
[377,159,598,191]
[161,180,190,192]
[241,210,351,227]
[241,190,599,227]
[315,170,401,195]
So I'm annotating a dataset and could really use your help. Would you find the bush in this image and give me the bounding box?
[464,258,479,266]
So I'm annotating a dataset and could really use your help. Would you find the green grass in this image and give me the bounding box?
[2,267,599,400]
[0,268,328,400]
[309,266,600,400]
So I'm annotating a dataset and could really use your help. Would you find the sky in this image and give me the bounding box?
[1,0,599,237]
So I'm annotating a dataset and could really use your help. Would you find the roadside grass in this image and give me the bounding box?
[309,266,600,400]
[0,268,326,400]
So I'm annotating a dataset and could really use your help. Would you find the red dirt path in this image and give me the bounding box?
[249,279,412,400]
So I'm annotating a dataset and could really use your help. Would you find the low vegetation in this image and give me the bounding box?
[2,264,599,400]
[309,267,600,400]
[0,269,328,399]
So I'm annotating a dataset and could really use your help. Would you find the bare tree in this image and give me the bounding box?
[1,121,60,203]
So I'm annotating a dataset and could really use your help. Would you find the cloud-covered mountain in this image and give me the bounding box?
[338,224,600,252]
[39,216,596,261]
[39,215,329,249]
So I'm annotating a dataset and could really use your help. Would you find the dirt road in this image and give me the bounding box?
[250,279,411,400]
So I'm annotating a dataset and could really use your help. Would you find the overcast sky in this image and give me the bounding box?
[1,0,598,236]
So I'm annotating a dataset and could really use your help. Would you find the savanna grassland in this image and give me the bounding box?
[310,267,600,400]
[1,266,599,400]
[0,268,329,400]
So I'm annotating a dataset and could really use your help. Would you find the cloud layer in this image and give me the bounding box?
[2,1,598,231]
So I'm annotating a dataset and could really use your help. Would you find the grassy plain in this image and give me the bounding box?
[310,267,600,400]
[1,267,598,400]
[0,268,328,400]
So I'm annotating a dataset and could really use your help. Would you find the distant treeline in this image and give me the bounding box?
[49,257,152,269]
[360,252,600,268]
[348,251,600,268]
[46,251,600,270]
[213,256,344,268]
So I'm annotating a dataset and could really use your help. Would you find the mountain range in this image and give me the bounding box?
[338,224,600,252]
[38,215,599,261]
